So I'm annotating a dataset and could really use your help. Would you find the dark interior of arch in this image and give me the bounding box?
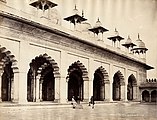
[68,65,83,101]
[151,90,157,102]
[113,73,121,100]
[93,69,104,101]
[2,62,13,101]
[27,56,55,102]
[142,90,149,102]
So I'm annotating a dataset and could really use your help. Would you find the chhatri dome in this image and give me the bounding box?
[135,34,147,49]
[72,5,79,15]
[94,18,102,28]
[49,8,62,25]
[80,21,92,32]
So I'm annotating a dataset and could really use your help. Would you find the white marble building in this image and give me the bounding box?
[0,0,153,104]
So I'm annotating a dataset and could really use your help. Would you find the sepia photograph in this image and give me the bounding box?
[0,0,157,120]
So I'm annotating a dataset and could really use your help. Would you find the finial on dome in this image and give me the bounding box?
[74,4,77,10]
[98,17,100,22]
[138,33,140,39]
[114,28,119,36]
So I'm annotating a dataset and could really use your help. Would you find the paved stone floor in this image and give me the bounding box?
[0,103,157,120]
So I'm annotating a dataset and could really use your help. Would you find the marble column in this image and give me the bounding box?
[12,69,19,102]
[10,77,14,101]
[36,75,40,102]
[149,92,151,102]
[39,79,43,102]
[88,58,94,99]
[0,70,4,102]
[59,50,67,103]
[104,82,110,101]
[133,85,137,100]
[124,68,128,102]
[8,76,11,101]
[33,75,36,102]
[83,78,89,101]
[55,76,60,102]
[120,83,125,101]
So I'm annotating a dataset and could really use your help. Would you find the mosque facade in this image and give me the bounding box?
[0,0,155,104]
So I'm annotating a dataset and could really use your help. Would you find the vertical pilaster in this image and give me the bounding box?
[104,82,110,101]
[54,76,60,102]
[88,58,94,99]
[60,50,68,103]
[109,64,113,102]
[133,85,137,100]
[0,70,3,102]
[124,68,128,102]
[18,41,30,103]
[12,70,19,102]
[18,72,27,103]
[83,79,89,101]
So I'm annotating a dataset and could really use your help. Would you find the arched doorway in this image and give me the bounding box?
[113,71,124,101]
[0,46,18,102]
[151,90,157,102]
[67,61,88,101]
[127,74,137,100]
[142,90,149,102]
[93,66,108,101]
[27,54,59,102]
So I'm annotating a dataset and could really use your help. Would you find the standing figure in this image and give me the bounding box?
[72,96,76,108]
[90,96,95,109]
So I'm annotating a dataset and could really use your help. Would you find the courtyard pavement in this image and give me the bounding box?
[0,102,157,120]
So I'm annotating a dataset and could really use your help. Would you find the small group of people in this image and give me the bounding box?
[71,96,95,109]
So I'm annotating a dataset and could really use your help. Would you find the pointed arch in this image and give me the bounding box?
[112,70,125,101]
[93,66,109,101]
[128,74,137,85]
[127,74,137,100]
[27,53,60,102]
[96,66,109,83]
[67,60,88,81]
[0,45,18,102]
[151,90,157,102]
[142,90,149,102]
[32,53,60,78]
[67,60,88,101]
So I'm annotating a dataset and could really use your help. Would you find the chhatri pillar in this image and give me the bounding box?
[89,18,108,41]
[64,5,87,30]
[108,28,124,48]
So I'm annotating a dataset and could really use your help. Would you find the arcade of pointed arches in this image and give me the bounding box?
[141,90,157,102]
[0,47,144,103]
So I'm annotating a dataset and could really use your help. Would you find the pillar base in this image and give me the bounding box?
[104,98,110,102]
[54,99,59,103]
[18,99,27,104]
[36,99,40,102]
[0,98,2,103]
[12,99,19,103]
